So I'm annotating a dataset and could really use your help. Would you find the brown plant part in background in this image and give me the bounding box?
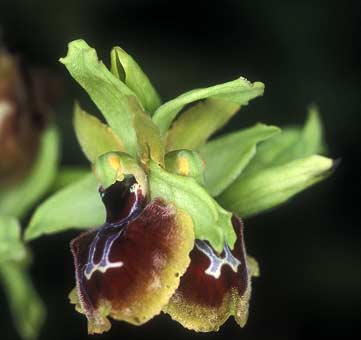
[0,48,58,186]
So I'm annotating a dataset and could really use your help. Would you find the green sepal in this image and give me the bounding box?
[165,98,240,151]
[152,77,264,135]
[94,151,147,193]
[165,150,205,185]
[60,39,140,158]
[73,103,125,162]
[0,216,26,264]
[111,46,161,114]
[244,106,325,175]
[200,123,280,196]
[0,126,59,219]
[25,174,104,241]
[149,161,235,252]
[218,155,334,218]
[0,262,45,340]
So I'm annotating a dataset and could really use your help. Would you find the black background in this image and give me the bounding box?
[0,0,360,339]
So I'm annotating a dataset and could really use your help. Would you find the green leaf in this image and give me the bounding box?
[218,155,334,218]
[73,103,125,162]
[0,262,45,340]
[0,126,59,219]
[111,46,161,114]
[0,216,26,264]
[200,124,280,196]
[25,173,104,241]
[152,77,264,134]
[149,161,235,252]
[244,106,325,175]
[165,98,240,151]
[60,39,140,158]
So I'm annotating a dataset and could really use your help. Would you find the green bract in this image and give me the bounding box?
[26,39,334,255]
[199,123,280,196]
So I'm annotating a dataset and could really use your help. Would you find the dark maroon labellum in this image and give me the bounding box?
[70,175,195,333]
[99,175,146,225]
[175,216,248,307]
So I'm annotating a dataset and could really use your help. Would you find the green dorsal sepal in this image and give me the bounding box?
[165,150,205,185]
[94,152,147,195]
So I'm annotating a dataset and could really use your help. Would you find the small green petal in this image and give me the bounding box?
[0,126,59,219]
[152,77,264,135]
[200,124,280,196]
[60,39,140,158]
[25,174,104,241]
[129,96,165,166]
[111,46,161,114]
[0,262,45,340]
[149,161,235,252]
[218,155,334,218]
[73,103,125,162]
[165,98,240,151]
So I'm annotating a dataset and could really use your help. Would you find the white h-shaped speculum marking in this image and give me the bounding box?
[195,240,241,279]
[84,229,124,280]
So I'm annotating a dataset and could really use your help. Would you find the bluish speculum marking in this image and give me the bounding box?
[195,240,241,279]
[84,228,124,280]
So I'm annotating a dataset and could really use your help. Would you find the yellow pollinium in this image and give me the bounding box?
[165,150,205,185]
[107,154,122,171]
[177,157,190,177]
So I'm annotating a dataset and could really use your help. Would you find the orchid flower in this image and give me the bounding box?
[25,39,335,335]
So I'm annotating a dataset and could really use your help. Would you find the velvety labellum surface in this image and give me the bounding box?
[164,216,253,332]
[70,177,194,334]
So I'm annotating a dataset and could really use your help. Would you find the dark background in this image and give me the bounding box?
[1,0,360,339]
